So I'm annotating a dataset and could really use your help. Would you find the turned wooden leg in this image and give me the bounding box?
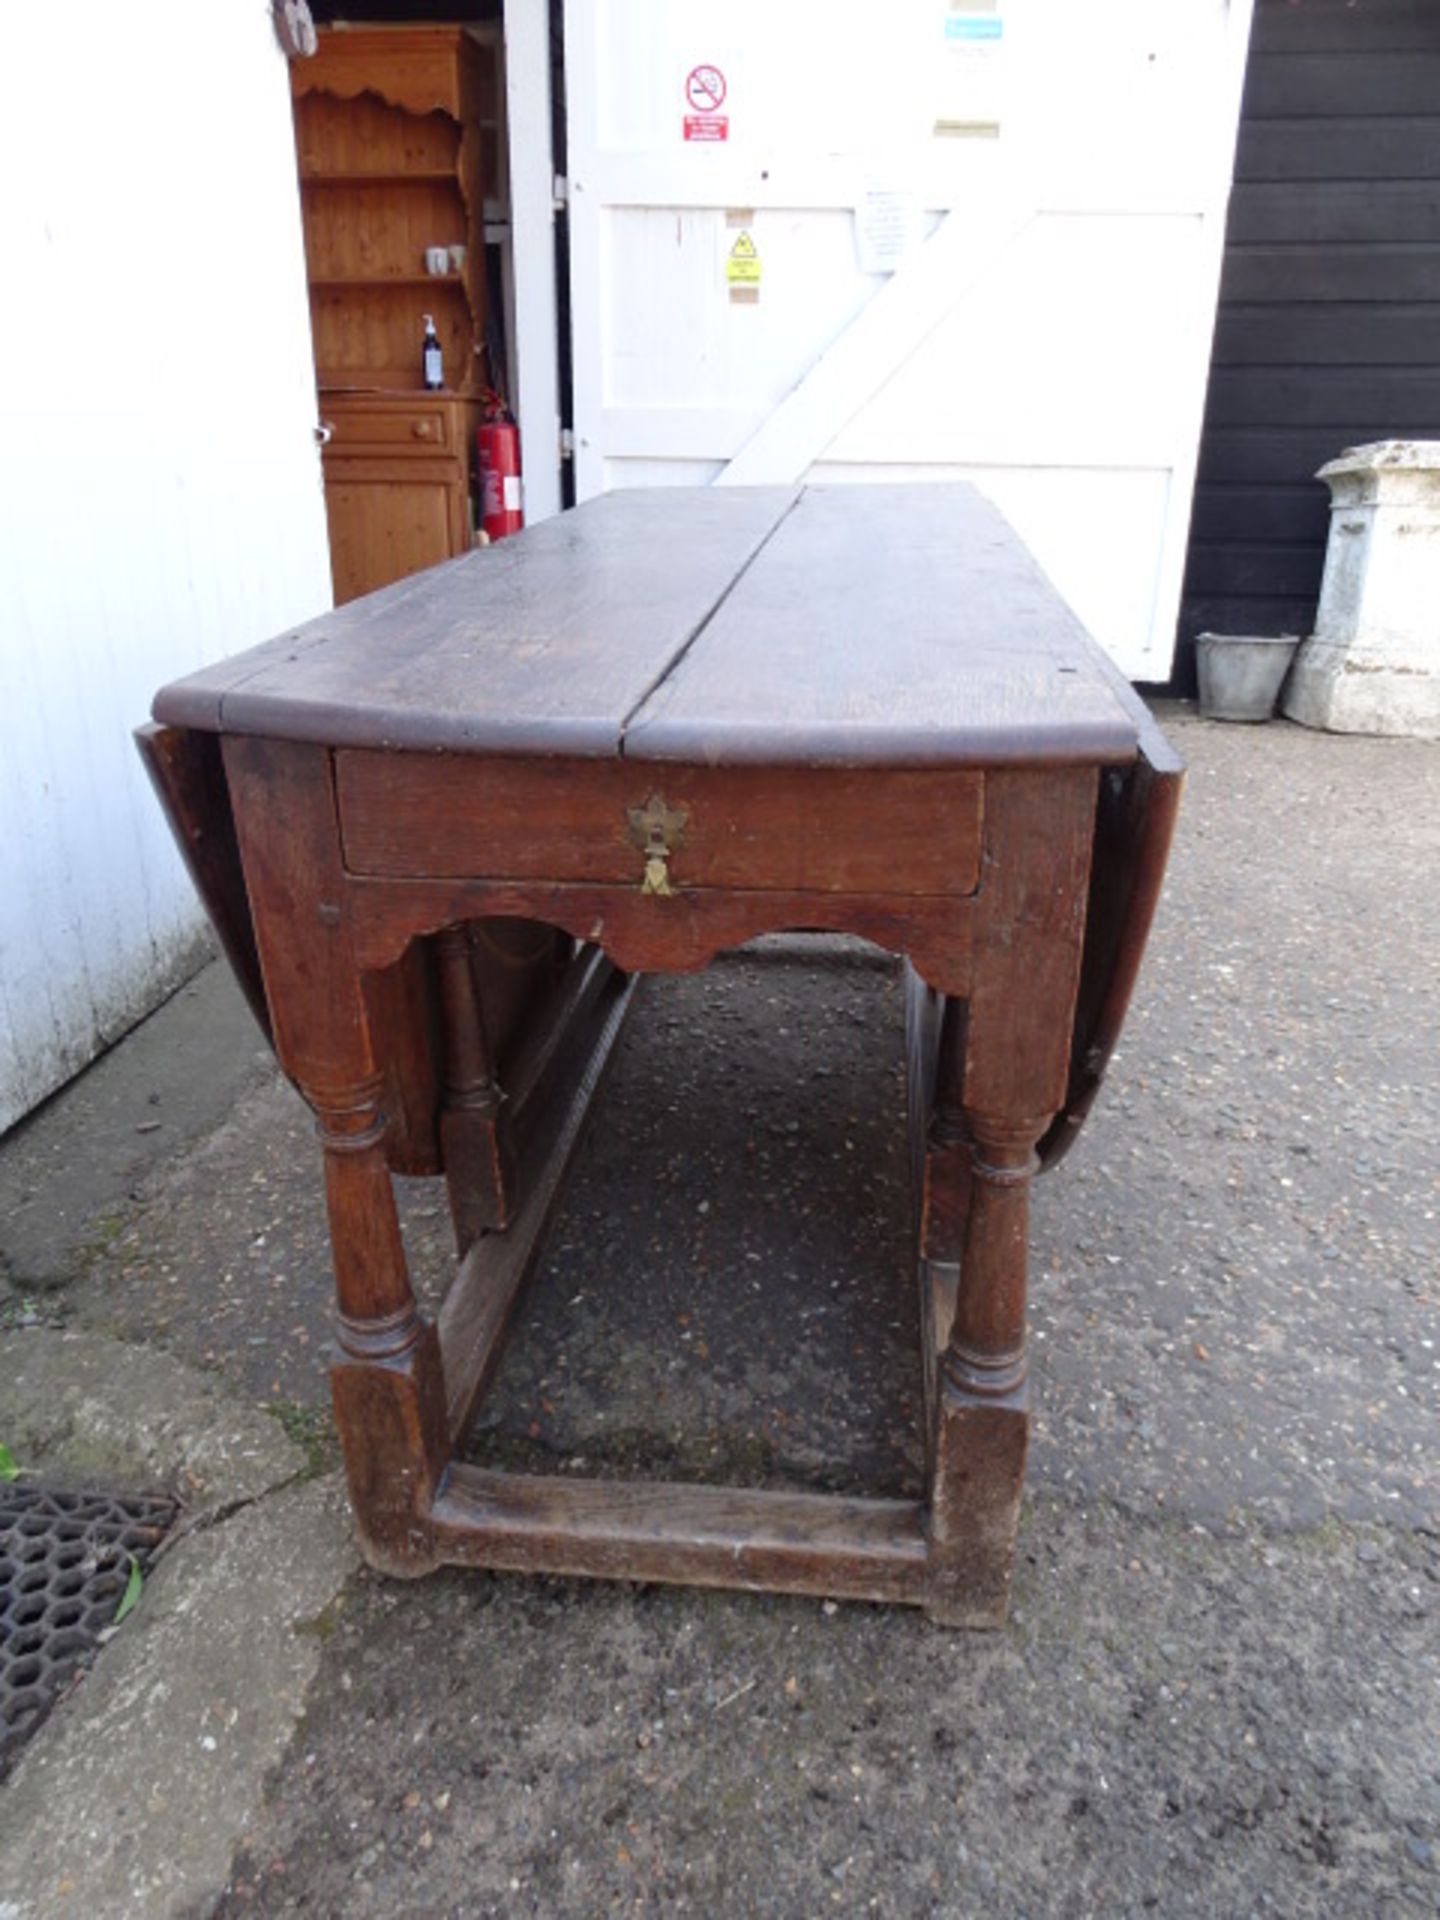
[223,736,450,1578]
[920,767,1096,1625]
[312,1074,450,1577]
[918,996,1039,1627]
[435,924,517,1253]
[926,1113,1045,1627]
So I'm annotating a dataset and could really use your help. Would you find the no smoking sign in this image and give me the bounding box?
[683,62,728,142]
[686,64,726,112]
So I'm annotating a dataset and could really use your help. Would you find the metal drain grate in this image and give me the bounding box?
[1,1484,178,1777]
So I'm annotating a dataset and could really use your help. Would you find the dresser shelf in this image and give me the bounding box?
[293,26,493,605]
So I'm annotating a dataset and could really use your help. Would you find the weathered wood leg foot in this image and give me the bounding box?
[316,1078,449,1578]
[925,1115,1043,1628]
[927,1386,1028,1628]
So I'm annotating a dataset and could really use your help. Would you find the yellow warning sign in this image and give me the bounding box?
[726,230,762,287]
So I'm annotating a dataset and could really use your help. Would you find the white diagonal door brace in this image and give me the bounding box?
[717,200,1036,489]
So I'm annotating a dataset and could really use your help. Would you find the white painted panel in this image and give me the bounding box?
[715,198,1034,490]
[599,408,764,460]
[1009,0,1232,204]
[603,207,877,412]
[826,217,1207,464]
[605,458,728,491]
[0,4,332,1132]
[591,0,934,158]
[566,0,1254,679]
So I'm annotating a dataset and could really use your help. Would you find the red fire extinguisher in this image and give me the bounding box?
[477,390,523,543]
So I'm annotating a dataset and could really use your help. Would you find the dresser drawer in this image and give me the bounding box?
[321,399,458,457]
[336,752,984,898]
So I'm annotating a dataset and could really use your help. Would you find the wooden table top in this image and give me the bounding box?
[153,484,1144,768]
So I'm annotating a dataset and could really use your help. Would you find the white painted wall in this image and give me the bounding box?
[0,4,332,1133]
[565,0,1254,680]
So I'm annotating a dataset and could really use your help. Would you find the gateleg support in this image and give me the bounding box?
[435,923,517,1254]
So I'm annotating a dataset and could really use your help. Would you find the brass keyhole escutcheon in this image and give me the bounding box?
[626,794,689,899]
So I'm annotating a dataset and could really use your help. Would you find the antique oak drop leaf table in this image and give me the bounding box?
[141,485,1180,1627]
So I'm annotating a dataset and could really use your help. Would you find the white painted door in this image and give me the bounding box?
[563,0,1254,678]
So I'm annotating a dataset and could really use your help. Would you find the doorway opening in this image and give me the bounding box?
[293,2,568,601]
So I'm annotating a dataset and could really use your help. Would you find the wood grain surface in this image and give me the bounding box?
[433,1467,928,1604]
[153,488,797,754]
[152,484,1138,768]
[623,486,1139,767]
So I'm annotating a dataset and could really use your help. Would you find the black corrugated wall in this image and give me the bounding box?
[1173,0,1440,690]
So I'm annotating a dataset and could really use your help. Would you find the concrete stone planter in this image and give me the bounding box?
[1196,633,1300,724]
[1284,440,1440,738]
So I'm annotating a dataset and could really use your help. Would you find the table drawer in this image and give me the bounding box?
[336,753,984,897]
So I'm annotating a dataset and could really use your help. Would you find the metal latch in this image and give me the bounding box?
[626,795,689,898]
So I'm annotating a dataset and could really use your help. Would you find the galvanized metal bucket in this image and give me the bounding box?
[1196,633,1301,723]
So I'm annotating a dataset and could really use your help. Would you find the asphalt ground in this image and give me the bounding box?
[1,703,1436,1918]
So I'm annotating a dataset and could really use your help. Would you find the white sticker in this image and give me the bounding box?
[503,474,522,511]
[854,189,920,276]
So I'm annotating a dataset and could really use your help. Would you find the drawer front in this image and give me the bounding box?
[322,401,456,456]
[336,753,984,898]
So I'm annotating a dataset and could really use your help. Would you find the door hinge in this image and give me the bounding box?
[559,428,576,461]
[552,173,570,211]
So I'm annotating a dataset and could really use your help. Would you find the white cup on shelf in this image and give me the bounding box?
[424,246,449,275]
